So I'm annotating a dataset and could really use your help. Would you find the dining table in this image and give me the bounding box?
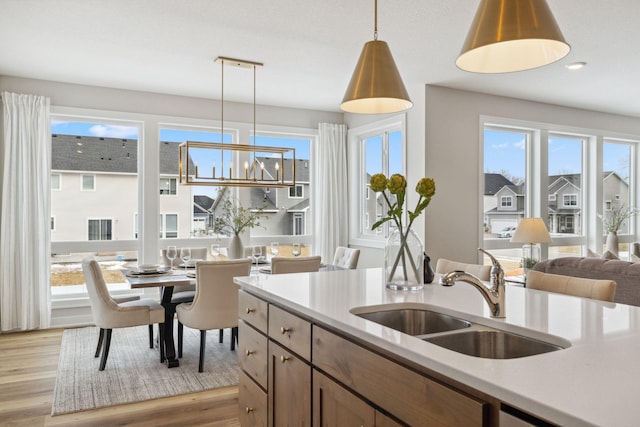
[123,268,195,368]
[122,260,346,368]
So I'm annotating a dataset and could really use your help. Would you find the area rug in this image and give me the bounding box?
[51,325,239,415]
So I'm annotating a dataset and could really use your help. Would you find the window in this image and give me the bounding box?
[288,185,303,198]
[348,115,405,244]
[51,119,139,295]
[482,119,639,264]
[161,213,178,239]
[501,196,513,207]
[88,219,112,240]
[293,213,304,235]
[82,174,95,190]
[51,173,61,190]
[160,177,177,195]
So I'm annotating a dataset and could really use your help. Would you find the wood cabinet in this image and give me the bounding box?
[268,341,311,427]
[240,290,554,427]
[313,370,404,427]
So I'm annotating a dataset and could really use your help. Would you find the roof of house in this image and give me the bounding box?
[52,134,188,174]
[484,173,515,196]
[254,156,310,182]
[193,195,215,214]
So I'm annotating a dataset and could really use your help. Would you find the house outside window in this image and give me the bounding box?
[161,213,178,238]
[160,177,177,195]
[88,219,112,240]
[293,213,304,235]
[81,174,95,191]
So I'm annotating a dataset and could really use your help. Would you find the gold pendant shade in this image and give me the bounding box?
[456,0,570,73]
[341,40,412,114]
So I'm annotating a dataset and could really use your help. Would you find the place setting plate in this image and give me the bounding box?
[126,264,172,277]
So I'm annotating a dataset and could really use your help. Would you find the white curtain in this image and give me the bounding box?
[313,123,348,264]
[0,92,51,331]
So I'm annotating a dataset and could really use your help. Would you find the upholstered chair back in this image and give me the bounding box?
[526,270,617,302]
[435,258,491,282]
[271,256,322,274]
[333,246,360,269]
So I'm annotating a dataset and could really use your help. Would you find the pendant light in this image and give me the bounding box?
[179,57,296,188]
[456,0,571,73]
[341,0,412,114]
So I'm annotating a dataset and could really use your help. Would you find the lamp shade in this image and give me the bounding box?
[341,40,412,114]
[456,0,570,73]
[511,218,552,244]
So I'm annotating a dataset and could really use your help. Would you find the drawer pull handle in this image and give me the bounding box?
[245,349,255,356]
[245,407,254,413]
[280,326,291,334]
[245,307,255,314]
[280,355,291,363]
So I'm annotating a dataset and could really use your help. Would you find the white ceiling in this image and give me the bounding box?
[2,0,640,117]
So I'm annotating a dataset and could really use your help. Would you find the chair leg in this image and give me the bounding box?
[99,329,112,371]
[230,326,238,351]
[148,325,154,349]
[219,329,224,343]
[178,321,184,358]
[158,323,165,363]
[198,330,207,373]
[95,328,105,357]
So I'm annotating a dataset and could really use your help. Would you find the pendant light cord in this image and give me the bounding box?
[373,0,378,40]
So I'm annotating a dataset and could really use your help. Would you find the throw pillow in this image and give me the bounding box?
[587,248,600,258]
[601,250,619,260]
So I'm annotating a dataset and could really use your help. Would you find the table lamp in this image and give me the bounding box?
[510,218,552,276]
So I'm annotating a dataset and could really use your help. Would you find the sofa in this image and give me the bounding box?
[532,257,640,307]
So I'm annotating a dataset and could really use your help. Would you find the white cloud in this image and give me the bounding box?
[89,125,138,138]
[514,138,525,150]
[491,143,509,149]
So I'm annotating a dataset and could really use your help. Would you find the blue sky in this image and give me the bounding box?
[484,129,631,181]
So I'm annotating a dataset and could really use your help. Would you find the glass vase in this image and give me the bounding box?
[385,227,424,291]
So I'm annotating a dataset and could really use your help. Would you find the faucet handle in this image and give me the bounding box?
[478,248,499,268]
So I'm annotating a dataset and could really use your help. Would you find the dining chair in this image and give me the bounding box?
[332,246,360,269]
[176,259,252,372]
[435,258,491,281]
[270,255,322,274]
[526,270,617,302]
[82,257,165,371]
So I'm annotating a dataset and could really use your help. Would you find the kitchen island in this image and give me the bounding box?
[235,268,640,426]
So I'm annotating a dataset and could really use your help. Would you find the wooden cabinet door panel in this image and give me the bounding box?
[268,341,311,427]
[268,305,311,361]
[238,320,268,389]
[313,370,375,427]
[239,290,268,333]
[239,370,267,427]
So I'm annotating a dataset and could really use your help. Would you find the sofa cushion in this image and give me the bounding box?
[532,257,640,306]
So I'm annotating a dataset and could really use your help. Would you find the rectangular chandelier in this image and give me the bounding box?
[179,140,296,188]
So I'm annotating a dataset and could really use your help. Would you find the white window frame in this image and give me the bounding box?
[88,218,113,240]
[293,212,304,236]
[81,174,96,191]
[501,196,513,207]
[161,213,179,239]
[563,194,578,207]
[288,185,303,199]
[348,114,406,248]
[159,177,177,196]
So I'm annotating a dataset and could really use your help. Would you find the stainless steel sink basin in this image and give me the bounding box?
[355,309,472,335]
[424,330,565,359]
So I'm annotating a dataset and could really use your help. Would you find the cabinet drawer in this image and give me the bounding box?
[313,326,488,427]
[268,305,311,361]
[238,320,268,390]
[238,290,268,334]
[239,370,267,427]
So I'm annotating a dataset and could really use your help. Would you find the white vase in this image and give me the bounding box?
[606,231,619,256]
[384,227,424,291]
[228,234,244,259]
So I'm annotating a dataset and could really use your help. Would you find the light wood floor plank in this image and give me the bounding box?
[0,329,241,426]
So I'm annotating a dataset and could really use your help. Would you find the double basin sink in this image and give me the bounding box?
[353,307,567,359]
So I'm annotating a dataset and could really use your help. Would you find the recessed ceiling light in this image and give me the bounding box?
[565,61,586,70]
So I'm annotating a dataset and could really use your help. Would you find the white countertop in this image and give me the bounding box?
[235,268,640,427]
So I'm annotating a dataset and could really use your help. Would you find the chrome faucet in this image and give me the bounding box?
[438,248,506,318]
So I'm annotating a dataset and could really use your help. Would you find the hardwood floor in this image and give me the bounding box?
[0,329,240,426]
